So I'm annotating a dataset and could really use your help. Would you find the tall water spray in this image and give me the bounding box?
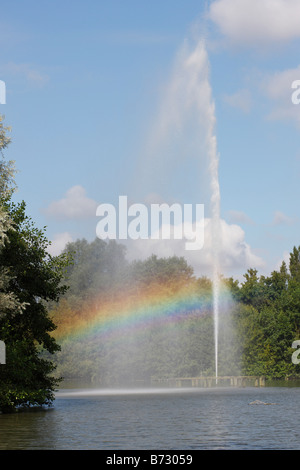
[139,36,221,380]
[209,123,221,383]
[202,51,221,384]
[191,43,221,382]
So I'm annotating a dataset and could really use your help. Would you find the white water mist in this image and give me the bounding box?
[163,38,221,381]
[209,126,221,383]
[136,35,222,380]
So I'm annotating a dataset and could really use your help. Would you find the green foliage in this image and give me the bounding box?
[46,237,300,385]
[0,115,17,199]
[130,254,194,286]
[50,240,220,384]
[62,238,128,306]
[48,237,300,385]
[50,239,244,385]
[0,199,70,412]
[231,249,300,380]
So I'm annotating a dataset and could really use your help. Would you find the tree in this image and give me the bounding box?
[233,247,300,379]
[239,268,269,310]
[0,200,70,412]
[289,247,300,284]
[0,115,70,412]
[0,115,25,321]
[61,237,128,305]
[130,254,194,288]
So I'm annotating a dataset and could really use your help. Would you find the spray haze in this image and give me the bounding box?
[54,33,239,386]
[138,36,222,380]
[135,37,215,202]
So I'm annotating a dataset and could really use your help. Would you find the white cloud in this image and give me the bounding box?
[47,232,73,256]
[124,218,264,278]
[223,89,252,113]
[208,0,300,46]
[272,211,297,226]
[44,185,98,220]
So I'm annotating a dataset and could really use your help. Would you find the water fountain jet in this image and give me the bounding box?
[141,36,223,382]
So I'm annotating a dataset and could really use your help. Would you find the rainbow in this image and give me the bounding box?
[52,279,229,347]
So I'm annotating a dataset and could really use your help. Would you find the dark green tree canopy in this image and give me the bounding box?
[0,199,70,412]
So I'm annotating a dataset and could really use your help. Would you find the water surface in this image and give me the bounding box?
[0,386,300,450]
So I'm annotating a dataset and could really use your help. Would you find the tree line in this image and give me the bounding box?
[49,238,300,385]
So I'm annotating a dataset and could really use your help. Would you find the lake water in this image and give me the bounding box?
[0,385,300,450]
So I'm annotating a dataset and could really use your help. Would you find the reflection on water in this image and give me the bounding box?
[1,386,300,450]
[56,386,206,397]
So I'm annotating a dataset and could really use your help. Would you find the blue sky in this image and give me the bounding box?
[1,0,300,281]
